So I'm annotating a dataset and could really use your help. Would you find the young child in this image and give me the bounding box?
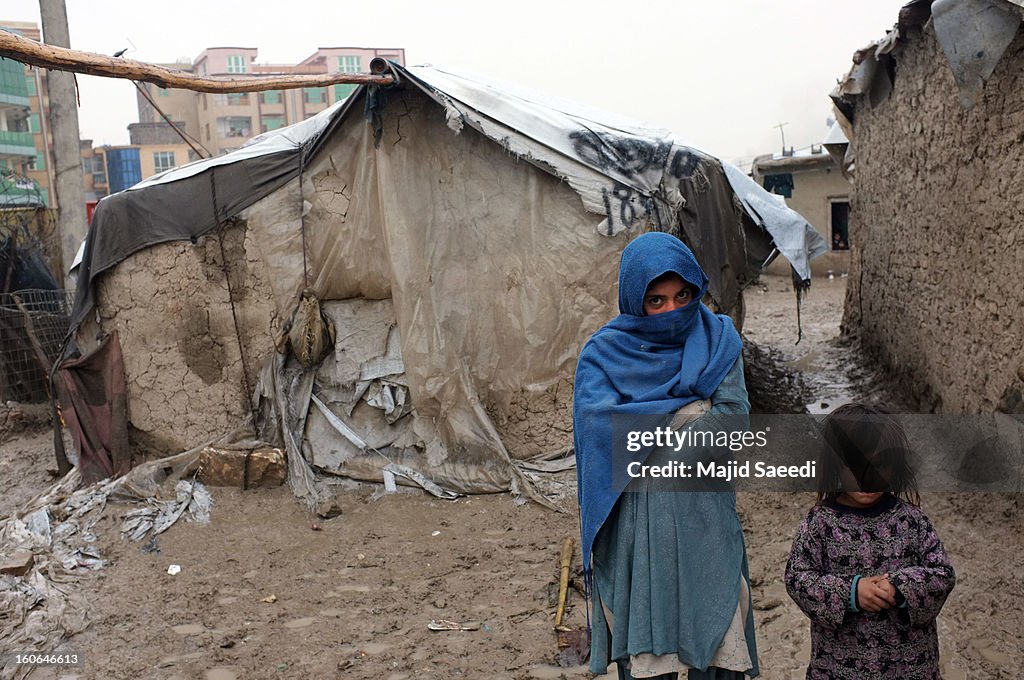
[785,403,955,679]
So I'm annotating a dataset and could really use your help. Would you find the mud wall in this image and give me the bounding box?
[843,22,1024,413]
[94,219,280,453]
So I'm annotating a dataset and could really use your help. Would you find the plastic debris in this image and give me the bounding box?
[167,564,181,575]
[428,620,482,631]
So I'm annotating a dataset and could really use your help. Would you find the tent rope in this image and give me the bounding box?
[209,168,256,418]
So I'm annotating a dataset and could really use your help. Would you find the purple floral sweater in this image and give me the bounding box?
[785,495,955,680]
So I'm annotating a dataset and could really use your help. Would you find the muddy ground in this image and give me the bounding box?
[2,274,1021,680]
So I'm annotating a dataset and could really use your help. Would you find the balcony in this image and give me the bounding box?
[0,172,45,206]
[0,130,37,159]
[0,60,30,108]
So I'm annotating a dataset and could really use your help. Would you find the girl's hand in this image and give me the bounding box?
[857,575,897,612]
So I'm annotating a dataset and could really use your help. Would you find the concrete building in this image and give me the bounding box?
[752,145,852,277]
[0,21,52,207]
[136,46,406,156]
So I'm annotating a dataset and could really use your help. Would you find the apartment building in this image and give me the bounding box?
[0,21,52,207]
[137,45,406,156]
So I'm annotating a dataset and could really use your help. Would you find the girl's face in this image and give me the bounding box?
[644,273,696,315]
[838,465,889,507]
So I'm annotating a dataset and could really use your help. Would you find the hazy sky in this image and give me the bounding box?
[4,0,906,170]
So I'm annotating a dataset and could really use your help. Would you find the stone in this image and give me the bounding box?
[198,447,286,488]
[0,550,34,576]
[316,498,343,519]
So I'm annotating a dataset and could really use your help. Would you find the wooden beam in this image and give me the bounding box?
[0,30,394,93]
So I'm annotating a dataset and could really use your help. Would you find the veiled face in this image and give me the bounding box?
[643,273,696,315]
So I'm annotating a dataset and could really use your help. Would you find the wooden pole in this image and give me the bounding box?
[555,536,574,627]
[37,0,87,288]
[0,29,394,93]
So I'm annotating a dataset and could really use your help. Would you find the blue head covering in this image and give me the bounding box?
[573,232,743,570]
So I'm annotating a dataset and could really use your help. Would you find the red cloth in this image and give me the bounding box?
[55,333,131,483]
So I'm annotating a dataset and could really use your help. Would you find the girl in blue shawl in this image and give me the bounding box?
[574,232,759,679]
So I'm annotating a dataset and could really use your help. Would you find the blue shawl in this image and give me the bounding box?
[573,232,743,570]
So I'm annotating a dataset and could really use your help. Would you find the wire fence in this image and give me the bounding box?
[0,289,74,404]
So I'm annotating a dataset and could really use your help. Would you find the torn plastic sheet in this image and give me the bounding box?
[401,64,822,277]
[0,429,267,678]
[120,480,214,543]
[383,463,461,500]
[932,0,1022,109]
[721,162,827,280]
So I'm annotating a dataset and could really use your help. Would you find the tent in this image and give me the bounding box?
[64,61,825,504]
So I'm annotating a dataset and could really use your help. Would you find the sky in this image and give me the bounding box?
[3,0,907,171]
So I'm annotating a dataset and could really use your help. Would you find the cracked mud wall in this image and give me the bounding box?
[843,22,1024,413]
[93,220,279,453]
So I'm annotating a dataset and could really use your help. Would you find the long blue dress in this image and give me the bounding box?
[588,357,759,678]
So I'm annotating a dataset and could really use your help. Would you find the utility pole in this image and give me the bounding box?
[38,0,87,288]
[773,122,788,154]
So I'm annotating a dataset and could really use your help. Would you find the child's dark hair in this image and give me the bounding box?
[816,403,920,505]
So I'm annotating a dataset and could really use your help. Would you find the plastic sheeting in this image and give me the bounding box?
[932,0,1023,109]
[398,65,823,280]
[833,0,1024,114]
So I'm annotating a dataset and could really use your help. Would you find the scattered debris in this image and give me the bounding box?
[310,522,322,531]
[316,498,343,519]
[167,565,181,575]
[0,550,34,576]
[260,594,277,604]
[554,626,590,667]
[120,480,214,542]
[428,620,482,631]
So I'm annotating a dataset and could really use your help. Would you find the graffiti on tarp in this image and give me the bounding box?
[569,128,710,235]
[600,184,670,236]
[569,130,672,176]
[669,148,701,180]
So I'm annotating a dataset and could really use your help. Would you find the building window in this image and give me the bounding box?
[216,93,250,106]
[26,75,36,96]
[334,84,357,101]
[153,151,176,173]
[830,200,850,251]
[260,91,282,105]
[338,56,361,73]
[28,113,40,134]
[226,55,247,74]
[217,116,252,138]
[261,114,285,132]
[303,87,327,104]
[762,173,793,198]
[28,150,45,171]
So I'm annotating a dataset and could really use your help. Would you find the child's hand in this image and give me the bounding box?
[857,574,897,612]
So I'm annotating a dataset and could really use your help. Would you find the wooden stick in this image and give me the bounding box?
[555,536,574,627]
[0,30,394,93]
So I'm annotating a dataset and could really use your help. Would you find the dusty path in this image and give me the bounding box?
[2,275,1021,679]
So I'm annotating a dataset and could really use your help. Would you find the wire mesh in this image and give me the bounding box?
[0,288,74,403]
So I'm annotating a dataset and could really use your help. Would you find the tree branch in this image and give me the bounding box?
[0,30,394,92]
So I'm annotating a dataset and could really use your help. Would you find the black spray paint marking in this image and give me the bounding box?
[569,130,672,177]
[669,149,701,180]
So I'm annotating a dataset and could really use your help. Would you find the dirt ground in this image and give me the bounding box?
[2,274,1021,680]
